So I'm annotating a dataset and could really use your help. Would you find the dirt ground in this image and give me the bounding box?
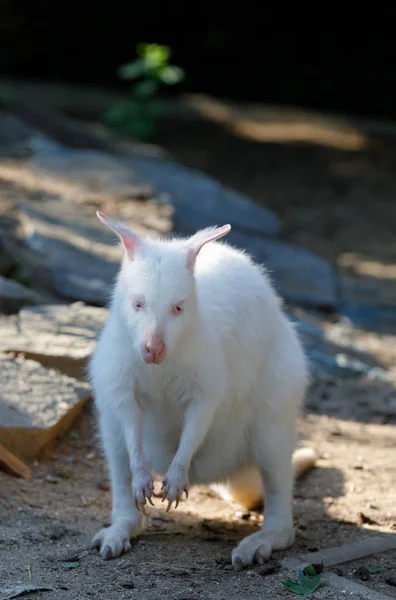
[1,99,396,599]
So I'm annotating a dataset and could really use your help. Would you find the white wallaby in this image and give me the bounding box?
[89,212,317,570]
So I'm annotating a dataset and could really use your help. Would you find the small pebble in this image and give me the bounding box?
[353,566,370,581]
[116,580,135,589]
[97,482,110,492]
[44,474,60,484]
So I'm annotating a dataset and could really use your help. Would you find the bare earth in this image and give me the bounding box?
[1,99,396,599]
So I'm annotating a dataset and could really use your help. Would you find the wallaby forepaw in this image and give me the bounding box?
[132,471,155,515]
[161,464,189,512]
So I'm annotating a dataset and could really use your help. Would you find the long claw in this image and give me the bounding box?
[102,545,113,561]
[147,496,155,507]
[166,500,172,513]
[175,498,179,509]
[140,502,147,516]
[184,489,189,499]
[135,499,140,512]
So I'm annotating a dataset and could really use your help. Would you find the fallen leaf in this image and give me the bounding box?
[62,561,79,570]
[281,565,323,595]
[368,566,386,574]
[303,563,324,576]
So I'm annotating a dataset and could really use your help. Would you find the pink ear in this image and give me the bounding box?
[96,211,140,260]
[187,224,231,270]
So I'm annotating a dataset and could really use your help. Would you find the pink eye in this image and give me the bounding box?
[172,302,184,316]
[133,300,144,311]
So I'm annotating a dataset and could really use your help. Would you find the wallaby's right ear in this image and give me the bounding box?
[96,212,140,260]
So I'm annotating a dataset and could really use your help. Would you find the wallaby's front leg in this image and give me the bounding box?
[121,402,155,515]
[91,407,144,559]
[162,398,216,511]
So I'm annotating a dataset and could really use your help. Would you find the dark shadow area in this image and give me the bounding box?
[3,5,396,121]
[151,104,396,338]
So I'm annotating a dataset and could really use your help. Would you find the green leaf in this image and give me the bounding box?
[137,43,170,67]
[103,101,136,125]
[145,99,165,118]
[62,562,80,570]
[118,58,146,80]
[132,79,160,99]
[368,567,386,574]
[158,65,185,85]
[281,567,322,595]
[124,117,156,141]
[64,429,79,441]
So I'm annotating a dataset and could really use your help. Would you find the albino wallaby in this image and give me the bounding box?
[90,212,317,571]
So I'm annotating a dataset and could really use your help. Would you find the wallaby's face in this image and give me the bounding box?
[97,212,231,365]
[120,249,195,364]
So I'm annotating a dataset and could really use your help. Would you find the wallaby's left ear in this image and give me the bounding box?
[96,212,141,260]
[186,224,231,270]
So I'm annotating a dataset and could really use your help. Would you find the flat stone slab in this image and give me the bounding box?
[30,133,280,239]
[0,275,48,314]
[0,352,91,458]
[1,199,171,304]
[118,151,280,238]
[228,231,337,309]
[282,534,396,600]
[0,303,108,379]
[0,130,337,308]
[5,198,336,309]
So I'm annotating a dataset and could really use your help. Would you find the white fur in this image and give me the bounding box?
[89,215,309,570]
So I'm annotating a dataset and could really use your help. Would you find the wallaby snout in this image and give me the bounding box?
[143,333,166,365]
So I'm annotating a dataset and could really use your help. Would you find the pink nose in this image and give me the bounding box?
[143,336,166,365]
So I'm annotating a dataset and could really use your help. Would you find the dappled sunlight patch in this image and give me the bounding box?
[185,95,367,151]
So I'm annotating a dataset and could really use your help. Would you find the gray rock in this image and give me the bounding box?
[0,303,108,379]
[228,231,337,309]
[0,352,91,458]
[1,198,171,304]
[340,300,396,335]
[30,134,151,197]
[119,151,280,238]
[4,197,336,308]
[291,311,392,382]
[31,133,280,238]
[20,133,338,309]
[0,113,32,158]
[0,275,48,314]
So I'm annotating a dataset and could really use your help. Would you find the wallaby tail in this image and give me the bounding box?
[292,446,319,480]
